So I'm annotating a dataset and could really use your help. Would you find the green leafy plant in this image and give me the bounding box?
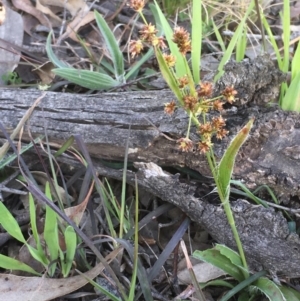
[0,181,77,277]
[194,244,300,301]
[126,0,300,299]
[260,0,300,110]
[46,11,156,90]
[2,71,22,85]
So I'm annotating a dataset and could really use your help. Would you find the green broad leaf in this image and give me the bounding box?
[0,201,26,243]
[154,47,183,104]
[44,182,59,269]
[281,72,300,111]
[46,32,69,69]
[191,0,202,83]
[94,10,125,82]
[215,244,244,269]
[193,248,245,282]
[214,0,255,81]
[52,68,119,90]
[62,226,77,277]
[217,119,254,200]
[280,285,300,300]
[0,254,41,276]
[152,1,187,78]
[252,277,286,301]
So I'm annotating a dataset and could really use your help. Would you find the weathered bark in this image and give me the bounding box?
[1,56,300,277]
[1,89,299,203]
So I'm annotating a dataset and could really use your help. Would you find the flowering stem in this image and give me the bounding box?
[206,150,249,277]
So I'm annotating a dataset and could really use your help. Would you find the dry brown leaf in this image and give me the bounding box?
[64,180,94,226]
[36,0,62,25]
[33,61,55,85]
[177,257,226,284]
[0,247,123,301]
[11,0,51,28]
[39,0,89,17]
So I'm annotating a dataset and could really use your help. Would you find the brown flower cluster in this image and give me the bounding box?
[128,0,145,12]
[165,82,237,154]
[172,27,191,55]
[222,85,237,104]
[128,22,166,58]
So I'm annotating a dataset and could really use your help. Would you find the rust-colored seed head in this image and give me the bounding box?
[172,27,191,55]
[222,86,238,104]
[140,23,158,43]
[197,140,213,154]
[163,54,176,68]
[212,115,226,130]
[128,0,145,12]
[183,95,198,111]
[178,75,189,88]
[177,138,194,152]
[197,82,213,98]
[129,40,144,58]
[164,101,177,115]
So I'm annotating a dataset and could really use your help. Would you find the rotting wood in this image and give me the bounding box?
[1,55,300,277]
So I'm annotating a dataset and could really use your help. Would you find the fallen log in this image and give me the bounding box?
[1,56,300,277]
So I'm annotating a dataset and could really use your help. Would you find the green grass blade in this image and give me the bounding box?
[128,177,139,300]
[235,29,247,62]
[154,47,183,103]
[0,201,26,243]
[0,254,41,276]
[281,72,300,111]
[29,193,44,255]
[125,48,154,80]
[220,270,267,301]
[262,15,282,69]
[282,0,290,73]
[291,40,300,80]
[214,0,255,81]
[62,226,77,277]
[52,68,119,90]
[230,180,268,207]
[252,277,286,301]
[94,11,125,82]
[212,19,226,52]
[217,119,254,200]
[152,1,186,77]
[46,32,69,68]
[44,182,59,275]
[53,136,74,158]
[191,0,202,83]
[76,270,122,301]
